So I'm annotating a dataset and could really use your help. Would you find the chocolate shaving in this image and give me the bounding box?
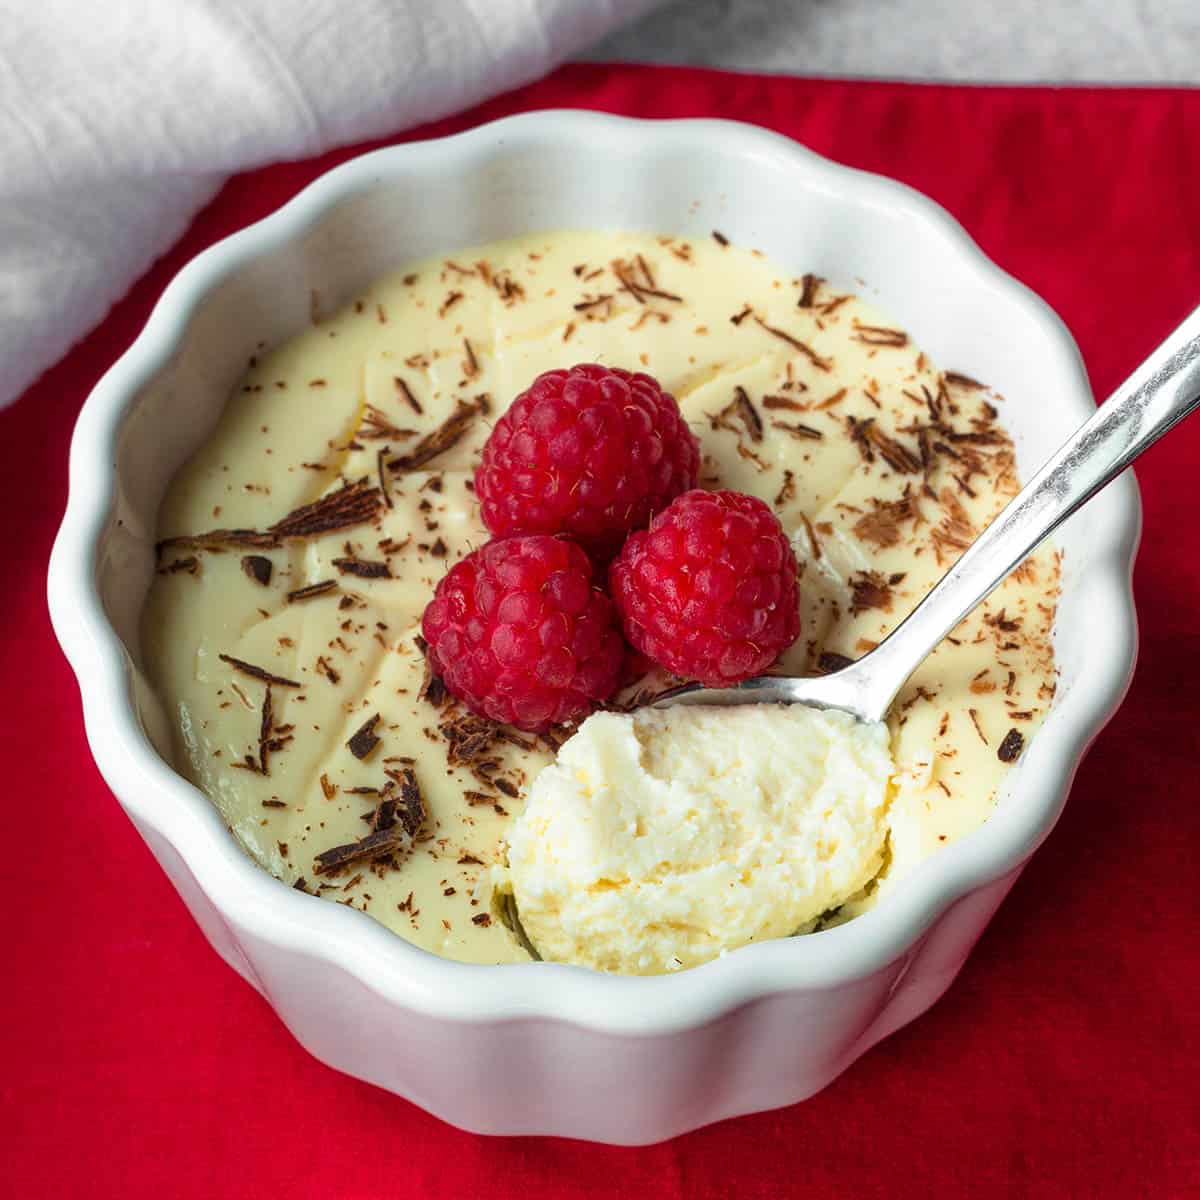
[271,479,384,541]
[815,387,847,410]
[389,769,426,833]
[332,556,392,579]
[849,570,898,614]
[997,728,1025,762]
[710,387,763,443]
[438,290,463,317]
[536,726,570,754]
[848,417,875,464]
[612,260,646,304]
[162,471,383,557]
[944,371,984,390]
[492,269,525,303]
[730,304,752,326]
[968,708,989,745]
[158,556,198,575]
[798,273,822,307]
[246,687,293,776]
[848,417,922,474]
[573,293,613,312]
[852,322,909,347]
[711,230,729,246]
[945,428,1009,447]
[986,609,1023,632]
[392,377,423,417]
[361,405,414,439]
[902,685,938,713]
[799,511,822,559]
[774,469,796,508]
[441,713,499,767]
[313,769,424,877]
[286,579,338,603]
[817,651,855,674]
[241,555,273,585]
[462,338,478,378]
[158,527,275,555]
[218,654,301,689]
[868,425,922,474]
[437,711,534,788]
[313,826,407,877]
[388,397,486,474]
[632,283,682,303]
[347,713,381,760]
[316,656,341,685]
[771,420,823,441]
[377,447,393,509]
[931,486,976,564]
[852,495,919,549]
[418,655,449,709]
[258,686,274,774]
[752,316,832,371]
[762,395,807,412]
[735,443,768,472]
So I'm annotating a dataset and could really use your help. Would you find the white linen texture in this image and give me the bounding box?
[0,0,661,406]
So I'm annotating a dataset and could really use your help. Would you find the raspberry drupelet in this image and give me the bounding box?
[610,489,801,687]
[420,534,625,732]
[475,363,700,559]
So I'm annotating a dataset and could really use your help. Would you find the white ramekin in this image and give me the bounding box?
[47,111,1138,1144]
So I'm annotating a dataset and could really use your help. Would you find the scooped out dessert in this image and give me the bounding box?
[502,705,892,974]
[142,229,1060,973]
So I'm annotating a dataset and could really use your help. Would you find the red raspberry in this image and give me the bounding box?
[420,535,625,731]
[609,490,800,687]
[475,364,700,558]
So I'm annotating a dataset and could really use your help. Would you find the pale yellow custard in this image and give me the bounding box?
[142,230,1059,970]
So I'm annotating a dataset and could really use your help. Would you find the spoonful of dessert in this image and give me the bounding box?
[653,303,1200,722]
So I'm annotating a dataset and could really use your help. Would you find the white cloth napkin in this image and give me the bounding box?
[0,0,661,408]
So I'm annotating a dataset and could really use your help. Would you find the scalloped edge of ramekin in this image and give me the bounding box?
[47,110,1139,1037]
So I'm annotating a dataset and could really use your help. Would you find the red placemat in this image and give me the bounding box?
[4,64,1198,1197]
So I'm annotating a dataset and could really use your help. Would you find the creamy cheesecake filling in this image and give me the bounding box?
[142,229,1059,970]
[503,706,893,974]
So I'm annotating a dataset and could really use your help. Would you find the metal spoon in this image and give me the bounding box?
[654,305,1200,722]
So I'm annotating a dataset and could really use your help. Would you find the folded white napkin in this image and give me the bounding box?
[0,0,661,408]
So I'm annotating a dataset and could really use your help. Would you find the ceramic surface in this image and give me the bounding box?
[47,112,1139,1143]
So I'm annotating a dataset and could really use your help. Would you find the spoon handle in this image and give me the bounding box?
[852,303,1200,723]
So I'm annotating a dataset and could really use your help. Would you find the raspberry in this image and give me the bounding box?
[420,535,625,731]
[475,363,700,558]
[609,490,800,687]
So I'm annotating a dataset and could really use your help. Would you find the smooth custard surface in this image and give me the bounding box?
[143,230,1059,968]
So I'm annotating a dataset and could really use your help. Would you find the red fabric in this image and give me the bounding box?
[4,64,1199,1197]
